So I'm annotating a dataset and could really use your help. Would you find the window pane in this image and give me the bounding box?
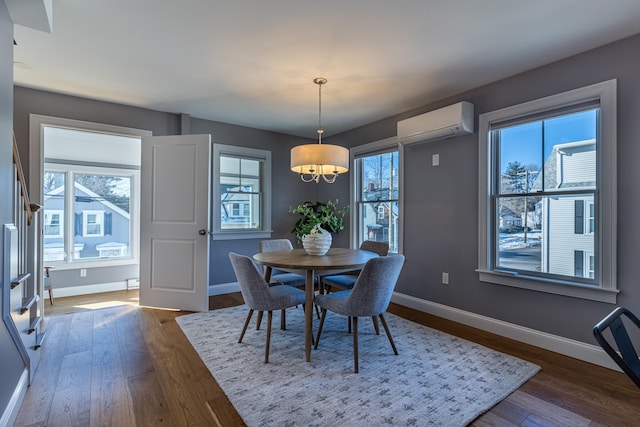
[497,109,596,195]
[496,196,542,273]
[359,152,398,200]
[74,174,131,259]
[220,156,240,186]
[496,194,595,280]
[221,193,260,229]
[543,110,597,192]
[357,201,399,253]
[43,172,66,261]
[497,122,543,194]
[241,158,260,178]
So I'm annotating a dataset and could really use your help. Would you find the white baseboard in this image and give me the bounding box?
[58,281,238,298]
[54,281,128,298]
[209,282,240,296]
[0,368,28,427]
[391,292,620,372]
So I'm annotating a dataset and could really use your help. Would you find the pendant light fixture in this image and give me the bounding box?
[290,77,349,183]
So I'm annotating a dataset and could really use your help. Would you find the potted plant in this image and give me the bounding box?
[289,199,349,245]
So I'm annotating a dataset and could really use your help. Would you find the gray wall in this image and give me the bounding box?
[1,1,29,420]
[13,88,323,289]
[328,33,640,345]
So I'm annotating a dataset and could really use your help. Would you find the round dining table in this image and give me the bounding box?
[253,247,378,362]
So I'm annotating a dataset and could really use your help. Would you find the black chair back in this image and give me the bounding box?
[593,306,640,388]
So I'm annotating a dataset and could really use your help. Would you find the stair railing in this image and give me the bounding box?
[4,133,44,383]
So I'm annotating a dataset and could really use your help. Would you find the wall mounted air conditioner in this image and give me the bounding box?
[397,101,474,145]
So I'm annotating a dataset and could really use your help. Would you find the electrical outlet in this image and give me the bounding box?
[80,269,87,277]
[442,272,449,285]
[432,153,440,166]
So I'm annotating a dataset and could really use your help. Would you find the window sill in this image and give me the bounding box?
[477,269,618,303]
[212,230,273,241]
[45,259,139,271]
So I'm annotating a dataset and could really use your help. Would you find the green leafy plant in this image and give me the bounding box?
[289,199,349,243]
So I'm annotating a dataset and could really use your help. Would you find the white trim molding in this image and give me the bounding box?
[54,281,128,298]
[391,292,620,371]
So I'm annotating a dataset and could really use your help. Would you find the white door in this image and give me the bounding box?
[140,134,211,312]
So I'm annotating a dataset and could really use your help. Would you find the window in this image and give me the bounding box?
[33,116,146,267]
[351,137,402,253]
[212,144,272,240]
[83,210,105,236]
[44,165,137,262]
[44,210,63,237]
[478,80,617,303]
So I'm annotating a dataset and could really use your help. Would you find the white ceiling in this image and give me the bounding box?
[11,0,640,138]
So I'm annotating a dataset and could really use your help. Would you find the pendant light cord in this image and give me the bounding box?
[317,79,324,144]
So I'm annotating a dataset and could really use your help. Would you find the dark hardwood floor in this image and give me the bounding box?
[14,290,640,426]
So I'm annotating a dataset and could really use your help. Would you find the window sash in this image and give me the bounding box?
[44,164,137,264]
[350,137,402,254]
[83,211,104,236]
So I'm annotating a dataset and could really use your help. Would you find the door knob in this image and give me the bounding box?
[198,229,207,235]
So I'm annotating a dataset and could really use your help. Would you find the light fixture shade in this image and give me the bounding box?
[290,144,349,175]
[290,77,349,183]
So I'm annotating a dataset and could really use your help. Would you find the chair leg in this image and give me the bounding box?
[239,309,254,343]
[256,310,263,330]
[48,287,54,305]
[314,303,321,320]
[281,309,286,330]
[265,310,273,363]
[379,313,398,355]
[372,316,379,335]
[314,308,327,349]
[353,316,359,373]
[348,316,351,333]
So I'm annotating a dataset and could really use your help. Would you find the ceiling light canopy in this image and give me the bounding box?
[290,78,349,184]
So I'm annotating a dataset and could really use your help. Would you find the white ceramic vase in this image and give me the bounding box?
[301,225,332,256]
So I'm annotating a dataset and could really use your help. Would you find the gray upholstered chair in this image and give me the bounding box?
[229,252,307,363]
[322,240,389,292]
[258,239,305,287]
[314,254,405,373]
[321,240,389,333]
[260,238,321,322]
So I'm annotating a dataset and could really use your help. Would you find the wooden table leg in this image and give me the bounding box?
[305,269,314,362]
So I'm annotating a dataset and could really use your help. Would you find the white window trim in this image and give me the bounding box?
[350,136,404,253]
[478,79,617,303]
[83,210,105,237]
[586,201,595,235]
[30,115,148,270]
[212,143,272,240]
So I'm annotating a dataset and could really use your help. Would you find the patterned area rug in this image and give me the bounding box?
[177,305,540,426]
